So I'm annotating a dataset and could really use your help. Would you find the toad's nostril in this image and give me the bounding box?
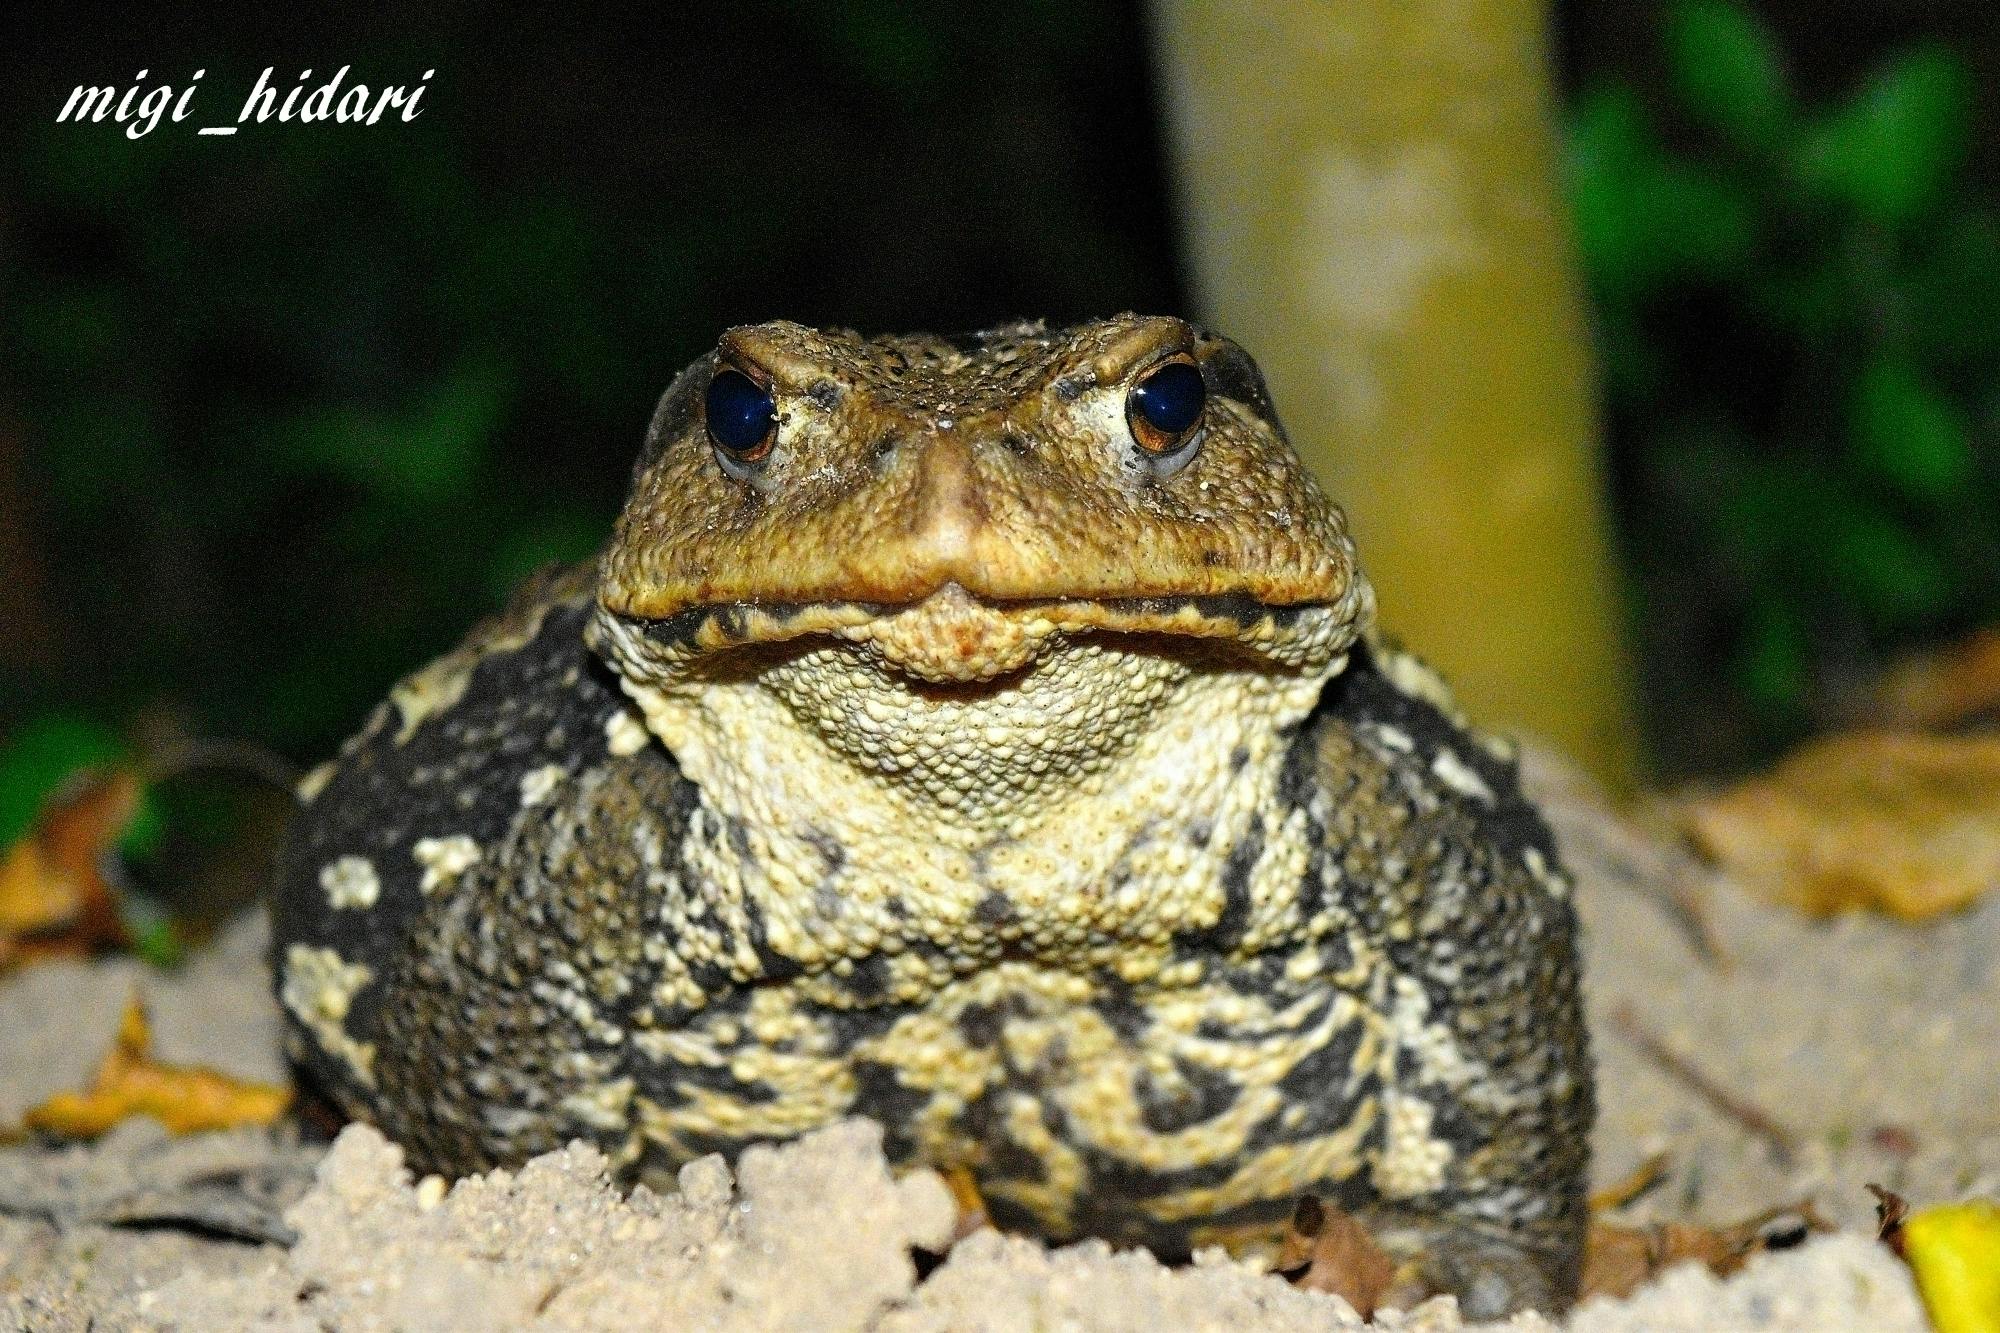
[997,431,1032,457]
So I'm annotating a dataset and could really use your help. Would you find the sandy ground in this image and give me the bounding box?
[0,749,1989,1331]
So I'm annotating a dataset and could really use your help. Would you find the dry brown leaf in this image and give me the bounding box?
[19,993,291,1138]
[0,839,74,936]
[1872,629,2000,733]
[1580,1203,1830,1302]
[1869,1183,1911,1259]
[1590,1151,1672,1212]
[0,767,139,966]
[1276,1196,1400,1318]
[1680,731,2000,920]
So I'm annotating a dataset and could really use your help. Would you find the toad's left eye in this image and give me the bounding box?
[1127,357,1207,457]
[705,368,778,465]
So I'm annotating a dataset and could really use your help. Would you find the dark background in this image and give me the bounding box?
[2,1,1997,851]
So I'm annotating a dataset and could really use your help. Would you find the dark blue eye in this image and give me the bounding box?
[705,368,777,461]
[1128,358,1206,454]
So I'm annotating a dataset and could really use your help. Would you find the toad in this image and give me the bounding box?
[272,316,1592,1315]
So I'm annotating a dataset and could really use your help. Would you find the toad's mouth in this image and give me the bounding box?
[610,583,1353,683]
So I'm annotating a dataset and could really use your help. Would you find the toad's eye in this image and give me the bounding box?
[1127,357,1206,459]
[705,368,777,465]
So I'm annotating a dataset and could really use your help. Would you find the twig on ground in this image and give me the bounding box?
[1609,1002,1798,1168]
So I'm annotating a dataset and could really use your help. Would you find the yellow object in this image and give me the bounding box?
[1906,1201,2000,1333]
[1151,0,1640,791]
[1681,731,2000,921]
[20,993,292,1138]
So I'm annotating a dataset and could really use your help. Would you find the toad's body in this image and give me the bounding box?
[273,318,1592,1314]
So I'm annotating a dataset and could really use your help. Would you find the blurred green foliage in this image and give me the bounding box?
[4,1,1995,852]
[8,119,642,758]
[0,713,155,853]
[1570,0,2000,761]
[0,5,1174,871]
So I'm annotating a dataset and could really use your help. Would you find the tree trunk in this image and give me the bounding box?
[1152,0,1640,790]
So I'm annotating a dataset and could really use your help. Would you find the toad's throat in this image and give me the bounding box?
[591,596,1353,837]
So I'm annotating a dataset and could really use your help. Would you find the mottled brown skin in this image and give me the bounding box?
[272,317,1593,1316]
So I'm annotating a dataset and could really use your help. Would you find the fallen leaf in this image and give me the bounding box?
[1904,1200,2000,1333]
[1680,731,2000,919]
[1580,1203,1830,1302]
[1590,1151,1672,1212]
[1873,628,2000,733]
[19,993,291,1138]
[1869,1183,1910,1257]
[1276,1195,1400,1317]
[0,767,141,966]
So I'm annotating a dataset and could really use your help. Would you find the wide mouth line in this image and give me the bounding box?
[617,589,1321,651]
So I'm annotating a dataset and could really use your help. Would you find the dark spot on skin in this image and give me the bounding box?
[805,378,841,410]
[1266,998,1370,1134]
[1176,823,1261,954]
[973,891,1015,926]
[1201,549,1225,567]
[998,430,1031,457]
[957,1001,1004,1049]
[956,1086,1001,1138]
[1053,371,1095,402]
[1067,1143,1248,1225]
[883,896,911,921]
[738,897,803,983]
[1229,745,1250,773]
[1265,605,1306,630]
[799,825,845,877]
[847,953,892,1001]
[986,1137,1050,1185]
[848,1061,930,1161]
[958,1091,1052,1186]
[1186,817,1214,847]
[1759,1215,1813,1251]
[1276,721,1321,811]
[1090,977,1149,1041]
[1136,1059,1242,1134]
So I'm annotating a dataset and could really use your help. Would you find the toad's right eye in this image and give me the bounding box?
[705,369,777,466]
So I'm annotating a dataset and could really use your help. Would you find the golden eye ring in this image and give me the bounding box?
[705,367,778,467]
[1126,355,1207,459]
